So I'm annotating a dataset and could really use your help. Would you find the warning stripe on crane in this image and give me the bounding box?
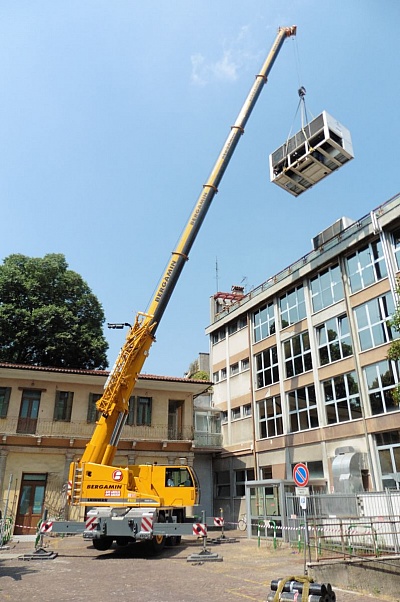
[141,515,153,533]
[192,523,207,537]
[214,517,224,527]
[40,521,53,533]
[85,516,98,531]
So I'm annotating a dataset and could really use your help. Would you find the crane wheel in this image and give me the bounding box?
[145,514,166,555]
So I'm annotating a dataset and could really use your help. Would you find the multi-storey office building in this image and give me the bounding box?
[0,362,212,535]
[207,193,400,526]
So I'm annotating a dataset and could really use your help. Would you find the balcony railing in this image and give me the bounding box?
[193,431,223,447]
[0,417,194,442]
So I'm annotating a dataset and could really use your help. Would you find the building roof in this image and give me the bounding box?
[0,361,212,387]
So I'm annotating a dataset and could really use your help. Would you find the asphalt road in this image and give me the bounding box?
[0,533,388,602]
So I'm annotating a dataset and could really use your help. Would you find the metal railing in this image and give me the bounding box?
[285,490,400,560]
[0,417,194,442]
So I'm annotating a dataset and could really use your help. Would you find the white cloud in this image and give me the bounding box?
[190,25,258,86]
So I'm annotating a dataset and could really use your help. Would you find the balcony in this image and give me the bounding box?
[193,430,223,448]
[0,417,194,443]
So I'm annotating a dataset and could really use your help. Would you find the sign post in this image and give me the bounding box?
[293,463,311,573]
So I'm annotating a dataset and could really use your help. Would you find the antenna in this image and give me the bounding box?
[215,257,219,292]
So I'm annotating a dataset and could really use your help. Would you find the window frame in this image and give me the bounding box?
[364,360,400,415]
[234,468,255,497]
[0,387,11,418]
[257,395,283,439]
[322,371,362,424]
[255,346,280,389]
[87,393,102,423]
[279,285,306,329]
[253,302,275,342]
[346,239,387,293]
[136,396,152,426]
[284,331,313,378]
[354,293,398,351]
[53,390,74,422]
[287,385,318,433]
[310,264,344,313]
[316,314,353,366]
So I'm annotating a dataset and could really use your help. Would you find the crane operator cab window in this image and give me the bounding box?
[165,468,193,487]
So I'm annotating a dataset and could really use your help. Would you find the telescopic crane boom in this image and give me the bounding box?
[71,25,296,488]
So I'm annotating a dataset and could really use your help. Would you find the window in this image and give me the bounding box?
[87,393,101,423]
[212,328,226,344]
[228,316,246,335]
[235,468,255,496]
[220,367,227,380]
[317,314,353,365]
[221,411,228,423]
[354,293,398,351]
[137,396,152,426]
[322,371,362,424]
[257,396,283,439]
[376,430,400,490]
[0,387,11,418]
[230,362,239,376]
[392,228,400,270]
[284,332,312,378]
[310,264,344,312]
[280,285,306,328]
[261,465,273,479]
[346,240,387,293]
[126,396,135,426]
[215,470,230,497]
[231,407,241,420]
[255,346,279,388]
[241,358,250,371]
[364,360,400,415]
[288,385,318,432]
[53,391,73,422]
[291,460,324,479]
[243,403,252,417]
[253,303,275,342]
[213,371,220,384]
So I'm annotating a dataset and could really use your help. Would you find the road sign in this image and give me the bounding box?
[293,462,309,487]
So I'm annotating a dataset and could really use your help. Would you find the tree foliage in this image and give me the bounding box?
[0,253,109,369]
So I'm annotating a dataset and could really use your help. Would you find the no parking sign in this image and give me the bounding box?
[293,462,309,487]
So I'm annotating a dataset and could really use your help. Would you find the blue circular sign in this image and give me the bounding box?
[293,462,309,487]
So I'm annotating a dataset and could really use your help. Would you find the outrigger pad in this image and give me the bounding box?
[18,547,58,561]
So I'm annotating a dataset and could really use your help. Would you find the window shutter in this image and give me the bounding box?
[0,387,11,418]
[53,391,61,421]
[127,396,135,425]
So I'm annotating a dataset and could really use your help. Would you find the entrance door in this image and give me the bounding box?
[15,474,47,535]
[17,389,41,434]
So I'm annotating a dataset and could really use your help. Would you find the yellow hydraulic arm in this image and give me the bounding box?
[77,25,296,470]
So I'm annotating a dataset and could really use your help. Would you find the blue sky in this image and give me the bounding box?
[1,1,399,377]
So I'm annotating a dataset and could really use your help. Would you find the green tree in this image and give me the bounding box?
[0,253,108,369]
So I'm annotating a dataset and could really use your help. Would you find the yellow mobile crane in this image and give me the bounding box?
[52,25,296,553]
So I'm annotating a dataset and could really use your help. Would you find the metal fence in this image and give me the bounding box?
[285,490,400,559]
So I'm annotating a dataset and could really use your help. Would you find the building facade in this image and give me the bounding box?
[207,193,400,526]
[0,362,211,535]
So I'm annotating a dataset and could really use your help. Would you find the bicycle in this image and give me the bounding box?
[237,514,247,531]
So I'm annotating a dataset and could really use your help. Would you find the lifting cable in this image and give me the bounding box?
[282,35,314,156]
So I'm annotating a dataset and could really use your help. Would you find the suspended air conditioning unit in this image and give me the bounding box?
[269,111,354,197]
